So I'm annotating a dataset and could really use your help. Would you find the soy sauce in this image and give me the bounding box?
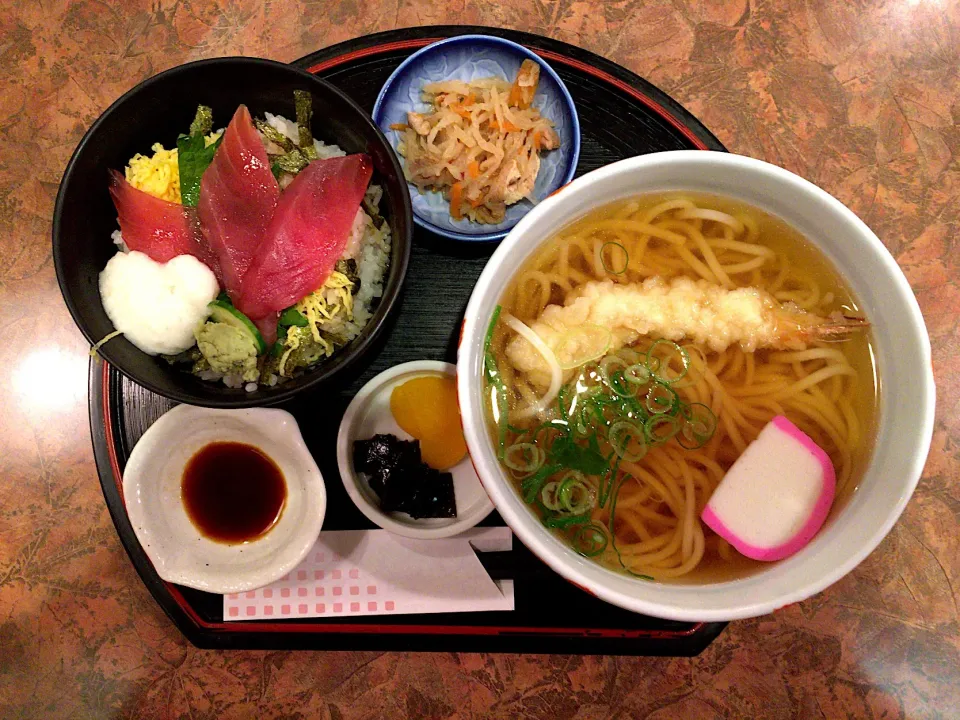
[181,442,286,544]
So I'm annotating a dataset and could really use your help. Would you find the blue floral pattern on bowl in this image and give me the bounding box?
[372,35,581,242]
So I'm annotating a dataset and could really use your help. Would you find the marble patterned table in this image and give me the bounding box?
[1,1,957,717]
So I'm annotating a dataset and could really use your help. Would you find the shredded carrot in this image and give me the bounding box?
[490,119,520,132]
[467,161,480,179]
[450,182,464,220]
[453,107,472,119]
[462,94,476,106]
[390,123,410,131]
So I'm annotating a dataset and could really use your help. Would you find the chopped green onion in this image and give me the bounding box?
[504,443,545,473]
[544,512,591,529]
[609,369,637,398]
[645,414,680,446]
[600,242,629,275]
[572,523,609,556]
[624,362,651,385]
[677,403,717,449]
[645,339,689,384]
[540,481,562,511]
[608,421,648,461]
[599,354,629,391]
[484,305,509,460]
[557,471,596,514]
[521,463,561,504]
[645,382,678,415]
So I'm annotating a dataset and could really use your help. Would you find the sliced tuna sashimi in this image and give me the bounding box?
[197,105,279,299]
[237,154,373,343]
[108,171,218,273]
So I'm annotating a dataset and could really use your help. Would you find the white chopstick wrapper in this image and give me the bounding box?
[223,527,513,620]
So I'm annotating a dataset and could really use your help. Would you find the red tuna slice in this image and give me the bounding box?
[237,154,373,343]
[197,105,279,300]
[108,171,217,273]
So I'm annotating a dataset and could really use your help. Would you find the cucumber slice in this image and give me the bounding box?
[279,307,309,327]
[207,300,267,354]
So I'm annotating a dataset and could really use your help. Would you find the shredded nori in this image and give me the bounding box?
[189,105,213,137]
[334,258,359,289]
[255,119,295,152]
[293,89,318,159]
[274,148,309,175]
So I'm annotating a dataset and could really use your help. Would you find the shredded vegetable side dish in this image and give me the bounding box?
[392,59,560,223]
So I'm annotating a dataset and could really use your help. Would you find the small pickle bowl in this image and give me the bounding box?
[337,361,494,539]
[123,405,326,594]
[456,150,935,622]
[372,34,580,242]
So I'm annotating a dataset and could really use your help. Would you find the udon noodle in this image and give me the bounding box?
[484,193,877,582]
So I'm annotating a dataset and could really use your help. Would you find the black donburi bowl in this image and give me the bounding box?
[54,57,412,408]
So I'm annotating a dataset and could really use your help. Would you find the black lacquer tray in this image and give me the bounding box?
[89,25,728,653]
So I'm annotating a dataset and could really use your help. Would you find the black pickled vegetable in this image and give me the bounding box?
[353,433,420,475]
[352,434,457,519]
[379,465,456,519]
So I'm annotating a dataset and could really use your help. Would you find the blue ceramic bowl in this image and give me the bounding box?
[372,35,581,242]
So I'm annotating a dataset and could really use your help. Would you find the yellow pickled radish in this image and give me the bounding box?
[390,375,467,470]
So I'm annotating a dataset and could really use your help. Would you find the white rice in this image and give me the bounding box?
[263,112,347,160]
[111,229,129,253]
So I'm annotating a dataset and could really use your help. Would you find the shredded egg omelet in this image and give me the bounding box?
[124,133,222,203]
[126,143,181,202]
